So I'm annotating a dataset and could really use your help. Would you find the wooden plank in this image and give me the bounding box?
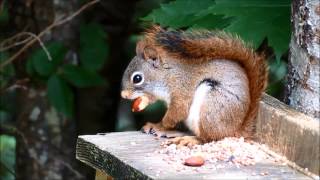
[76,132,312,179]
[257,94,320,175]
[95,170,112,180]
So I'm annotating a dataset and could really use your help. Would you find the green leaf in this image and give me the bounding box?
[47,74,74,117]
[190,14,233,30]
[80,23,108,71]
[142,0,229,29]
[61,65,106,88]
[142,0,214,25]
[203,0,291,59]
[26,58,35,75]
[28,42,67,77]
[0,135,15,180]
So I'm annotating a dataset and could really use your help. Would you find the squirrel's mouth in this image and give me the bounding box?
[131,96,150,112]
[121,90,154,112]
[121,90,144,100]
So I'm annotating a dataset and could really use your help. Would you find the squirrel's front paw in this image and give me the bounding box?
[165,136,201,147]
[141,122,167,138]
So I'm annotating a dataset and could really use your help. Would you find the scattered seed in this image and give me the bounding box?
[184,156,205,167]
[152,137,283,175]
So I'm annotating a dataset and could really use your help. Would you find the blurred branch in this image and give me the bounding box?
[0,0,100,70]
[0,32,33,51]
[0,0,5,12]
[0,78,29,95]
[0,32,52,61]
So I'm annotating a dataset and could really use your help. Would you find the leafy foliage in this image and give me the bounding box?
[143,0,290,60]
[80,23,108,71]
[47,75,74,117]
[0,10,110,179]
[143,0,290,97]
[61,65,106,88]
[142,0,232,29]
[202,0,291,59]
[27,42,67,77]
[24,23,108,117]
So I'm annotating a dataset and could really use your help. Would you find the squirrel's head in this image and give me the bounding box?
[121,42,171,107]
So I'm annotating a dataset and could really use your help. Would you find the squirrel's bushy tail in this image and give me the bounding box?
[144,26,268,138]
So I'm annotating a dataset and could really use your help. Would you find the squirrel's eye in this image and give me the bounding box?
[131,72,144,85]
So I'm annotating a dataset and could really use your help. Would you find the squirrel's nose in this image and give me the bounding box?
[121,90,130,99]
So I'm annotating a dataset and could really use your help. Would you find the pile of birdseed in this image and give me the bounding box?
[152,137,285,175]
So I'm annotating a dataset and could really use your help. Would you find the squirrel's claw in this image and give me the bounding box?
[141,122,167,138]
[149,128,155,134]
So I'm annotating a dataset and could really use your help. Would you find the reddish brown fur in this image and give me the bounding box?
[137,26,268,139]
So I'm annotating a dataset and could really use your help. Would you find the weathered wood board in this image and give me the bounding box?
[76,132,312,179]
[257,94,319,175]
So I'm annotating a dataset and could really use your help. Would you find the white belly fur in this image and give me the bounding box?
[186,83,211,135]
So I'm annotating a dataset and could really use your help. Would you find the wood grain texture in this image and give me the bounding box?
[76,131,311,179]
[257,94,320,175]
[95,170,113,180]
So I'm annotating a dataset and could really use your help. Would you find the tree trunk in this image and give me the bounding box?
[285,0,320,119]
[16,88,83,180]
[11,0,84,179]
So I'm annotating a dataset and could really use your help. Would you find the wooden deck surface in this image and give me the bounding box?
[76,131,313,179]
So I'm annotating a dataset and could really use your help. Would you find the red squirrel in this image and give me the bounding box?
[121,26,268,146]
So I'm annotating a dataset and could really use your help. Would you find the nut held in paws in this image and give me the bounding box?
[184,156,205,167]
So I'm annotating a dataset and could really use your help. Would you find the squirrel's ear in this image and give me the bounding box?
[143,46,158,61]
[143,46,162,68]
